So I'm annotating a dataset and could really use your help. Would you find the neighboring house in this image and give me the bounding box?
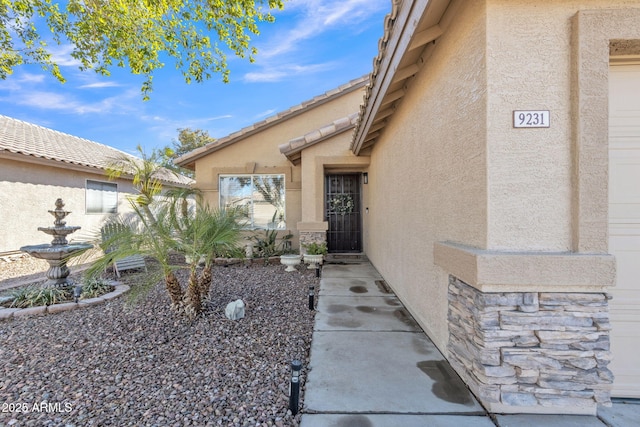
[0,115,192,255]
[182,0,640,416]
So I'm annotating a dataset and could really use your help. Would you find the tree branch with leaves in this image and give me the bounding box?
[1,0,285,99]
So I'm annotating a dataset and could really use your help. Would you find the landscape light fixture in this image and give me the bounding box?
[308,285,315,310]
[289,360,302,415]
[74,284,82,303]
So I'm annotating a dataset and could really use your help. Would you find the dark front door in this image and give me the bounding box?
[325,174,362,253]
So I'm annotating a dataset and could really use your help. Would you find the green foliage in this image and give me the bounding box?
[1,0,285,98]
[4,276,116,308]
[303,242,328,255]
[90,190,245,317]
[156,128,217,178]
[173,128,216,159]
[106,145,173,225]
[8,285,72,308]
[81,277,115,299]
[218,246,246,259]
[176,202,245,266]
[250,228,293,258]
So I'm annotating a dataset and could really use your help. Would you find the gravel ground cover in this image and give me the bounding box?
[0,259,318,426]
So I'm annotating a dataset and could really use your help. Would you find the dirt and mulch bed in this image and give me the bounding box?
[0,258,318,426]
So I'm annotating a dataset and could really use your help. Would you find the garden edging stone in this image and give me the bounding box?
[0,283,129,321]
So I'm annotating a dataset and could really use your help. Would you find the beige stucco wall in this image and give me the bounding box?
[0,157,138,254]
[365,0,488,350]
[300,134,370,222]
[192,87,366,249]
[364,0,638,354]
[486,0,640,251]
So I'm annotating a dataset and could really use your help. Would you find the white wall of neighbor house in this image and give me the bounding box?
[0,158,137,254]
[365,0,488,351]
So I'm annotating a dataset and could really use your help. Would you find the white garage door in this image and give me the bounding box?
[609,62,640,398]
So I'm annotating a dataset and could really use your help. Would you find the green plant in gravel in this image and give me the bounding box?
[81,277,115,299]
[250,212,293,259]
[87,192,244,318]
[303,242,328,255]
[9,286,72,308]
[175,201,245,316]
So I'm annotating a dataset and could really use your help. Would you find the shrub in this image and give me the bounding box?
[81,277,115,299]
[9,285,72,308]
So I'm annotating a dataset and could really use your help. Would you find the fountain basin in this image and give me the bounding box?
[20,243,93,260]
[20,199,94,287]
[20,243,92,287]
[38,226,81,245]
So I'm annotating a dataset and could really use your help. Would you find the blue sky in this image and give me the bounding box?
[0,0,389,155]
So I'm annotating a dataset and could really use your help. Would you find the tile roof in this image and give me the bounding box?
[0,115,192,186]
[351,0,449,154]
[279,113,359,165]
[175,75,369,168]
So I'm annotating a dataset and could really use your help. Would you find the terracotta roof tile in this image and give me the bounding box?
[279,113,359,165]
[0,115,192,186]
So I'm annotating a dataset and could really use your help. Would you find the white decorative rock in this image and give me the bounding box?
[225,299,245,320]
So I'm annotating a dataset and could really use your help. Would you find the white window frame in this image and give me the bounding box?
[219,174,286,229]
[86,180,118,214]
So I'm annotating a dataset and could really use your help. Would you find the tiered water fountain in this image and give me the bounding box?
[20,199,93,287]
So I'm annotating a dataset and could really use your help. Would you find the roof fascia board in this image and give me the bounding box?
[0,151,191,188]
[352,0,431,155]
[0,150,105,176]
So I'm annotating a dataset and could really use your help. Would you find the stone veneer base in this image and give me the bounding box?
[299,231,327,249]
[447,276,612,415]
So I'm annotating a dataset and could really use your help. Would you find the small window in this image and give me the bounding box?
[86,180,118,214]
[219,174,285,229]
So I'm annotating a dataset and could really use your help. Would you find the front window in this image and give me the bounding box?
[86,180,118,214]
[219,174,285,229]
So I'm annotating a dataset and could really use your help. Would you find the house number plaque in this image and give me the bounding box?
[513,110,550,128]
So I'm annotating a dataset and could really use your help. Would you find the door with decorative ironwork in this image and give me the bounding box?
[325,174,362,252]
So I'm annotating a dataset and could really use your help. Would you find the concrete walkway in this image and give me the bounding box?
[300,261,640,427]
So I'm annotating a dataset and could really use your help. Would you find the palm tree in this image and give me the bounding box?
[105,145,174,226]
[177,201,244,314]
[88,201,184,306]
[89,195,244,316]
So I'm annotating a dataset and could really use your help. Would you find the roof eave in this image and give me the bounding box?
[351,0,449,155]
[279,113,359,165]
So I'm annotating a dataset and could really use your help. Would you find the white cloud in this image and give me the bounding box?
[78,81,122,89]
[258,0,387,59]
[10,87,140,116]
[253,109,277,120]
[243,62,336,82]
[142,114,235,143]
[48,44,82,67]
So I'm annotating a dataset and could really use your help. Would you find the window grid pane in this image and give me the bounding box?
[220,174,285,229]
[86,180,118,214]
